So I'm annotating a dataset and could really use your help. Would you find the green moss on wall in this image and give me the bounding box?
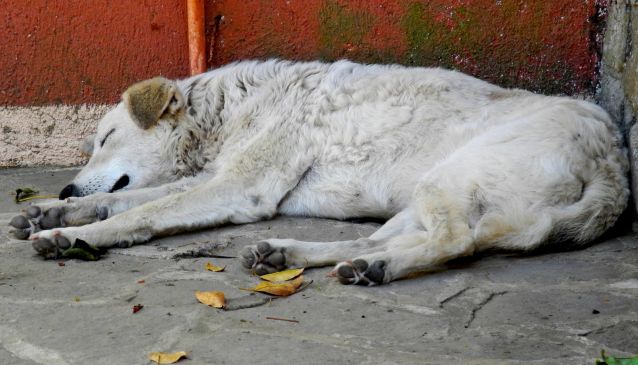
[318,0,374,60]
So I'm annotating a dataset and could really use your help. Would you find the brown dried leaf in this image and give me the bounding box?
[205,262,225,272]
[148,351,187,364]
[259,268,304,282]
[248,275,304,297]
[195,290,225,308]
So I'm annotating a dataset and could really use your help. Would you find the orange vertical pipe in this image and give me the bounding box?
[187,0,206,75]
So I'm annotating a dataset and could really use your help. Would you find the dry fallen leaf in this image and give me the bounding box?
[259,267,304,282]
[148,351,187,364]
[247,275,305,297]
[195,290,225,308]
[205,262,225,272]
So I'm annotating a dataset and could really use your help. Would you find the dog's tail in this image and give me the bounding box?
[550,103,629,245]
[549,156,629,245]
[481,102,629,250]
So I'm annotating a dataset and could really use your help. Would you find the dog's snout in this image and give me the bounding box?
[110,175,130,193]
[59,184,80,200]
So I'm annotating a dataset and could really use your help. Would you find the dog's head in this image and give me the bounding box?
[60,77,186,199]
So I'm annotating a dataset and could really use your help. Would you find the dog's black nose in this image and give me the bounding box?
[59,184,80,200]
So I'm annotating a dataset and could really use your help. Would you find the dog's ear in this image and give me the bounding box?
[80,134,95,156]
[122,77,185,130]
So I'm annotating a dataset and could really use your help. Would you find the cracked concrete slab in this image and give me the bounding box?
[0,167,637,365]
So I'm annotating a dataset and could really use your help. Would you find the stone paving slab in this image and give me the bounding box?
[0,168,636,365]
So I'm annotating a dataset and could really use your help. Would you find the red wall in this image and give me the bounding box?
[1,0,607,106]
[1,1,189,105]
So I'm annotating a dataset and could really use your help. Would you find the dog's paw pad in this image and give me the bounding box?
[239,242,287,275]
[25,206,41,219]
[10,215,30,229]
[39,207,63,229]
[9,213,36,240]
[335,259,386,286]
[32,238,60,259]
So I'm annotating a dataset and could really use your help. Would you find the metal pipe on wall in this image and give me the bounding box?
[187,0,206,75]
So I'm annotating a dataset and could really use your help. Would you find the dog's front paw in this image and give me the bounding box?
[30,229,103,260]
[30,229,73,259]
[9,198,113,240]
[9,205,64,240]
[333,259,386,286]
[240,241,288,275]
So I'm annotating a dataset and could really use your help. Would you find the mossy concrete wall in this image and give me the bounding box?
[206,0,606,96]
[598,1,638,213]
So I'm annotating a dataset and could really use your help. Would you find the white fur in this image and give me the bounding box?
[32,60,629,284]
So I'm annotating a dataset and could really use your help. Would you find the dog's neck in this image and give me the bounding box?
[164,65,256,177]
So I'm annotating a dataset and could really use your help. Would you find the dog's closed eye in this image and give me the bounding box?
[100,129,116,147]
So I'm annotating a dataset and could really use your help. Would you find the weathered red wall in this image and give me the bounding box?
[1,1,189,105]
[1,0,606,106]
[205,0,607,95]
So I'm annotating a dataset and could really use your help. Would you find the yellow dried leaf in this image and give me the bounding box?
[148,351,187,364]
[205,262,225,272]
[259,267,304,282]
[249,275,305,297]
[195,291,225,308]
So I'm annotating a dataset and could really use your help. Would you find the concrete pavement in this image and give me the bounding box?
[0,167,636,365]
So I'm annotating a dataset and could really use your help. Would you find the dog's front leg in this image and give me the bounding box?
[29,129,314,258]
[8,175,211,240]
[28,177,287,257]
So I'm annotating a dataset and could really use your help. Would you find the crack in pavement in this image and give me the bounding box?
[464,290,508,328]
[438,286,470,308]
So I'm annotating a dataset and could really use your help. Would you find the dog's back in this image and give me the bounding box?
[274,62,628,249]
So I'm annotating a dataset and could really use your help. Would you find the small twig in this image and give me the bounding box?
[16,194,58,203]
[266,316,299,323]
[297,279,313,293]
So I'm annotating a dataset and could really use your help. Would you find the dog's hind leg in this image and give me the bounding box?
[239,208,422,274]
[334,181,479,285]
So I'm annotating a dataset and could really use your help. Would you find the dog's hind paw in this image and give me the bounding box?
[239,241,288,275]
[334,259,386,286]
[9,205,64,240]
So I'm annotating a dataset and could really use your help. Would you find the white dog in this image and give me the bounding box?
[9,60,629,285]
